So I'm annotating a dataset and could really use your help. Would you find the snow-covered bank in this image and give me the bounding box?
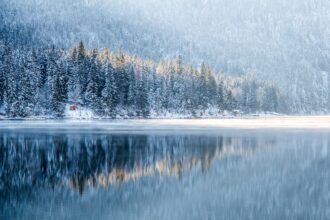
[0,104,284,120]
[0,116,329,131]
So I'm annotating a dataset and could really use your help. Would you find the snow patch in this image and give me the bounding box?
[64,105,95,119]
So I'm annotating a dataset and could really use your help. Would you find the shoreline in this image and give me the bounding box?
[0,116,329,130]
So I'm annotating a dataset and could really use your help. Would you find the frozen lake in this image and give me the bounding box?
[0,117,329,219]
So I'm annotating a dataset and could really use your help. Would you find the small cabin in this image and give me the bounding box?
[70,105,77,111]
[232,110,241,117]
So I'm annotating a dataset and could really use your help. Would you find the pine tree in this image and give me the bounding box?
[262,85,279,112]
[51,74,62,117]
[76,41,89,103]
[225,89,237,111]
[20,61,35,116]
[39,46,59,115]
[102,63,118,117]
[217,81,225,111]
[115,52,129,106]
[34,49,50,115]
[136,74,149,117]
[197,62,208,109]
[85,49,102,114]
[167,61,177,110]
[175,55,183,75]
[250,81,258,113]
[24,49,38,113]
[206,69,217,106]
[3,46,16,116]
[13,53,27,117]
[51,68,68,117]
[184,66,196,115]
[0,45,11,107]
[67,51,82,104]
[127,64,137,107]
[37,49,48,88]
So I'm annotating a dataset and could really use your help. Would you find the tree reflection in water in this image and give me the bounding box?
[0,132,271,196]
[1,130,329,220]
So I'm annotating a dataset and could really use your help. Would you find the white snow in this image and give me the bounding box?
[65,105,95,119]
[0,116,329,130]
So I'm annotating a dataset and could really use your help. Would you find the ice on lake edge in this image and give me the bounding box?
[0,116,329,131]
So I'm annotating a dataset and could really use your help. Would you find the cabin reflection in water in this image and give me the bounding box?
[0,133,272,195]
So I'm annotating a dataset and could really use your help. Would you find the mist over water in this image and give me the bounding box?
[0,128,329,220]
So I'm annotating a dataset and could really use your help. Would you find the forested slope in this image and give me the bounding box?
[0,42,281,118]
[0,0,329,115]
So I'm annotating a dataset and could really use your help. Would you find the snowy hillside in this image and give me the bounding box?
[0,40,286,118]
[0,0,329,114]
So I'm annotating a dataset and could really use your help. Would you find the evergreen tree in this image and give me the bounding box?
[51,68,68,117]
[102,63,118,117]
[20,61,35,116]
[13,53,27,117]
[76,41,89,103]
[184,66,197,115]
[115,52,129,106]
[175,55,183,75]
[217,81,225,111]
[37,49,48,88]
[127,64,137,107]
[248,81,258,113]
[206,69,217,105]
[198,62,208,109]
[84,49,104,114]
[225,89,237,111]
[136,74,149,117]
[262,85,279,112]
[0,45,11,107]
[4,47,16,116]
[24,49,38,112]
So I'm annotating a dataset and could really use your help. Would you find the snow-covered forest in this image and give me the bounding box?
[0,0,329,117]
[0,42,281,118]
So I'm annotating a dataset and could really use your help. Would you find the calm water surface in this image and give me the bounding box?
[0,126,329,220]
